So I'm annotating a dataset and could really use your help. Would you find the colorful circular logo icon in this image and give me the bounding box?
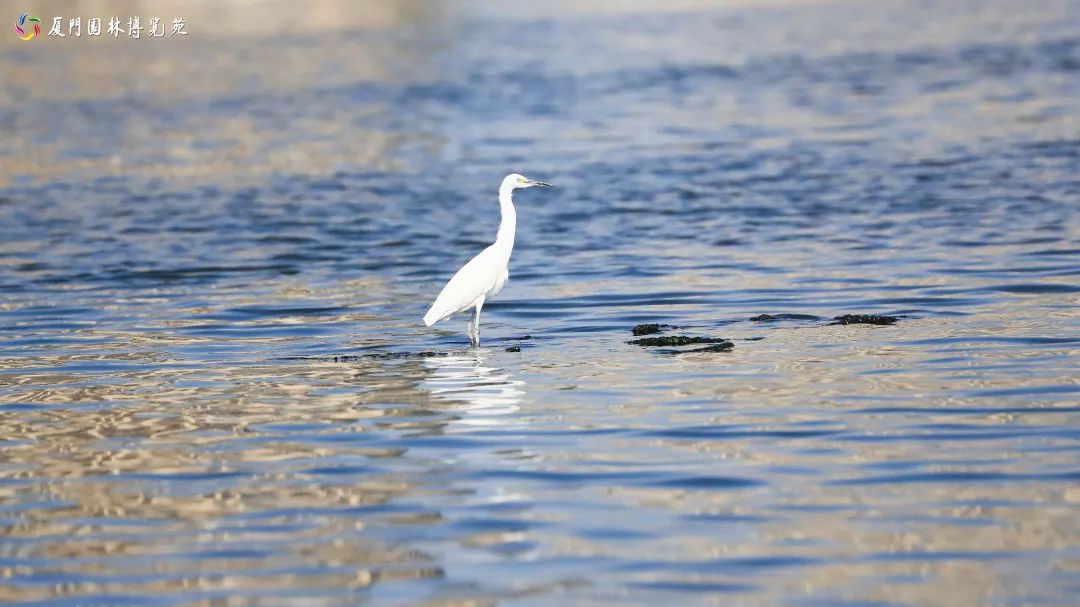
[15,12,41,40]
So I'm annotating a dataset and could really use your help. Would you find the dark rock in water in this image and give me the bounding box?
[630,335,731,347]
[684,342,735,353]
[632,323,677,336]
[744,336,765,341]
[750,313,821,322]
[633,323,662,335]
[505,346,521,352]
[831,314,898,326]
[750,313,894,325]
[654,342,735,355]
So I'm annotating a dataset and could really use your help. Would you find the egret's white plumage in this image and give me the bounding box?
[424,173,553,347]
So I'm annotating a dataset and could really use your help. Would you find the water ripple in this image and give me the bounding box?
[1,0,1078,605]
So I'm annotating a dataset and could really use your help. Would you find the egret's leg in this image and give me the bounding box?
[470,307,480,347]
[471,297,485,347]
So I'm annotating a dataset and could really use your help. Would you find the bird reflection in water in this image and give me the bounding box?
[421,353,525,424]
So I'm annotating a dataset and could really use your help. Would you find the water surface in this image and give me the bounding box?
[1,0,1079,604]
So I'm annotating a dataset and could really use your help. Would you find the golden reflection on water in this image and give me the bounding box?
[1,0,442,188]
[0,311,547,603]
[1,284,1077,604]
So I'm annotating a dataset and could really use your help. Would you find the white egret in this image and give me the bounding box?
[423,173,553,347]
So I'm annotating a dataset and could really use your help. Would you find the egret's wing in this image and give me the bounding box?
[423,247,499,326]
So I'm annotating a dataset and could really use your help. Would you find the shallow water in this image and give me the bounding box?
[2,0,1079,605]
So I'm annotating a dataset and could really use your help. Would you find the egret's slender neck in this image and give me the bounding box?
[495,184,517,252]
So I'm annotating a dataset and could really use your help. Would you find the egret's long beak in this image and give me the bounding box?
[529,180,554,187]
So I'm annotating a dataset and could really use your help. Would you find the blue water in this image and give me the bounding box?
[1,0,1079,604]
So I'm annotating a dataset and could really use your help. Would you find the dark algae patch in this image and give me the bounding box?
[750,313,822,322]
[830,314,898,325]
[630,324,733,353]
[678,343,735,353]
[632,323,678,336]
[650,341,735,355]
[750,313,898,325]
[630,336,731,347]
[630,334,735,354]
